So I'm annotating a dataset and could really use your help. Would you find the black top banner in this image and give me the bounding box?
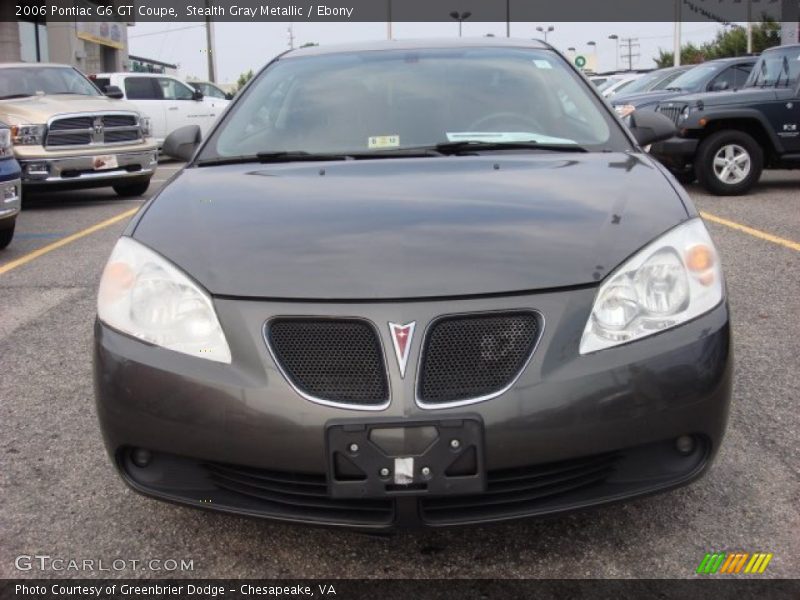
[8,0,800,23]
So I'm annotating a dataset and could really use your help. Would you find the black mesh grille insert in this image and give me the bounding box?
[267,319,388,405]
[419,312,540,404]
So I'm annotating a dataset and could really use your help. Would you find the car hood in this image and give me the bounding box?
[665,87,783,107]
[132,154,689,300]
[0,94,140,123]
[611,90,687,108]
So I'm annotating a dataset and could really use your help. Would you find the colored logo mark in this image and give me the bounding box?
[696,552,773,574]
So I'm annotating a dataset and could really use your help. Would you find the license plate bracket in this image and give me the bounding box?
[326,416,485,498]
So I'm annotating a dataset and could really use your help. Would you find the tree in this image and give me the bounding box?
[654,17,781,68]
[235,69,254,92]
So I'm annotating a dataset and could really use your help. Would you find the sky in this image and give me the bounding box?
[128,21,731,83]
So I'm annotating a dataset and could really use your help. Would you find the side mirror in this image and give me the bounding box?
[163,124,202,162]
[104,85,124,99]
[225,92,234,100]
[192,89,204,101]
[628,110,677,146]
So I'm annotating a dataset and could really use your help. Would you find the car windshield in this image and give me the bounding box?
[596,76,622,92]
[666,64,720,91]
[746,47,800,87]
[0,66,101,99]
[202,47,627,159]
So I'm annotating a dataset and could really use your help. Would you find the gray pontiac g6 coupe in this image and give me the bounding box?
[94,39,732,529]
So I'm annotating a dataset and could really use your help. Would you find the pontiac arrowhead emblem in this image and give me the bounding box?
[388,322,415,378]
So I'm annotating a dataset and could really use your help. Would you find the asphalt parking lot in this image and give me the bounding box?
[0,162,798,579]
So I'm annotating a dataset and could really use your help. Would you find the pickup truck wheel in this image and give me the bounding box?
[0,219,15,250]
[113,180,150,198]
[695,130,762,196]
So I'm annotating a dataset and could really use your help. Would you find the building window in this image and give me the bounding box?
[18,20,49,62]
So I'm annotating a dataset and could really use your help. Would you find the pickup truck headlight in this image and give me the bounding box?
[0,129,12,157]
[140,116,152,137]
[98,237,232,363]
[580,218,723,354]
[11,124,46,145]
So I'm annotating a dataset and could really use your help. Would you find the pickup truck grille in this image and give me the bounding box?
[46,112,142,149]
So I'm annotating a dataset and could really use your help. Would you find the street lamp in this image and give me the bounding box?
[608,34,619,70]
[449,11,471,37]
[536,25,554,42]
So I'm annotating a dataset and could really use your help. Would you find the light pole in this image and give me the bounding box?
[608,34,619,71]
[587,41,596,72]
[449,11,471,37]
[536,25,554,43]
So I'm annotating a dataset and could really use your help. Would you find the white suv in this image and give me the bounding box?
[92,73,230,152]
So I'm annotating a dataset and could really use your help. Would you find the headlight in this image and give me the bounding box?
[10,123,46,145]
[98,237,232,363]
[614,104,636,119]
[580,218,723,354]
[140,116,152,137]
[680,106,690,120]
[0,128,11,157]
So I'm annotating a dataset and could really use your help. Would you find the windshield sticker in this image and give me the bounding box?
[368,135,400,149]
[532,59,553,69]
[445,131,577,144]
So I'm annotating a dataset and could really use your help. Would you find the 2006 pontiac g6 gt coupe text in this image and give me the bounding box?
[94,39,732,529]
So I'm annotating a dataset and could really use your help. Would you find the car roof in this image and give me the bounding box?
[284,37,550,58]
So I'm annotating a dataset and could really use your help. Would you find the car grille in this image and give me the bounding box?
[205,462,394,526]
[418,312,541,405]
[420,452,620,525]
[266,318,389,407]
[657,104,685,126]
[46,112,142,148]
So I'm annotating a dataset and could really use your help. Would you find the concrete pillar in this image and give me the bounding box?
[0,3,22,62]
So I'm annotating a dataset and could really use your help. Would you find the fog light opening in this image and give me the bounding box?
[131,447,152,468]
[675,435,695,456]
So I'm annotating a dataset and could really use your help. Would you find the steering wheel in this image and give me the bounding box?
[468,112,543,132]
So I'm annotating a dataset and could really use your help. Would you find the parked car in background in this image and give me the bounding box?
[0,124,21,249]
[0,64,157,198]
[651,44,800,194]
[612,56,757,118]
[611,65,693,101]
[188,80,233,101]
[597,72,644,98]
[92,72,231,151]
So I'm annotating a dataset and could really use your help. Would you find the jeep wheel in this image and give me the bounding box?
[695,130,762,196]
[113,180,151,198]
[0,219,15,250]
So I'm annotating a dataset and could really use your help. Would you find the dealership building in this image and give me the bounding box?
[0,1,130,72]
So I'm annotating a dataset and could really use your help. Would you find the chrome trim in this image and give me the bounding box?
[262,316,392,412]
[19,150,157,185]
[414,309,546,410]
[45,111,142,149]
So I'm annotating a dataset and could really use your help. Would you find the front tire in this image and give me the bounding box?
[0,218,16,250]
[695,130,763,196]
[113,179,150,198]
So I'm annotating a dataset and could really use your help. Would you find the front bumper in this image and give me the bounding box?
[18,148,157,189]
[94,290,732,530]
[650,136,699,170]
[0,159,22,223]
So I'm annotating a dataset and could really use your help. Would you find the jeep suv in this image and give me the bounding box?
[0,63,158,197]
[651,45,800,195]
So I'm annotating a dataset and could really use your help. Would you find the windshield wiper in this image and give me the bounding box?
[665,87,685,92]
[0,93,32,100]
[196,151,350,167]
[431,140,588,154]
